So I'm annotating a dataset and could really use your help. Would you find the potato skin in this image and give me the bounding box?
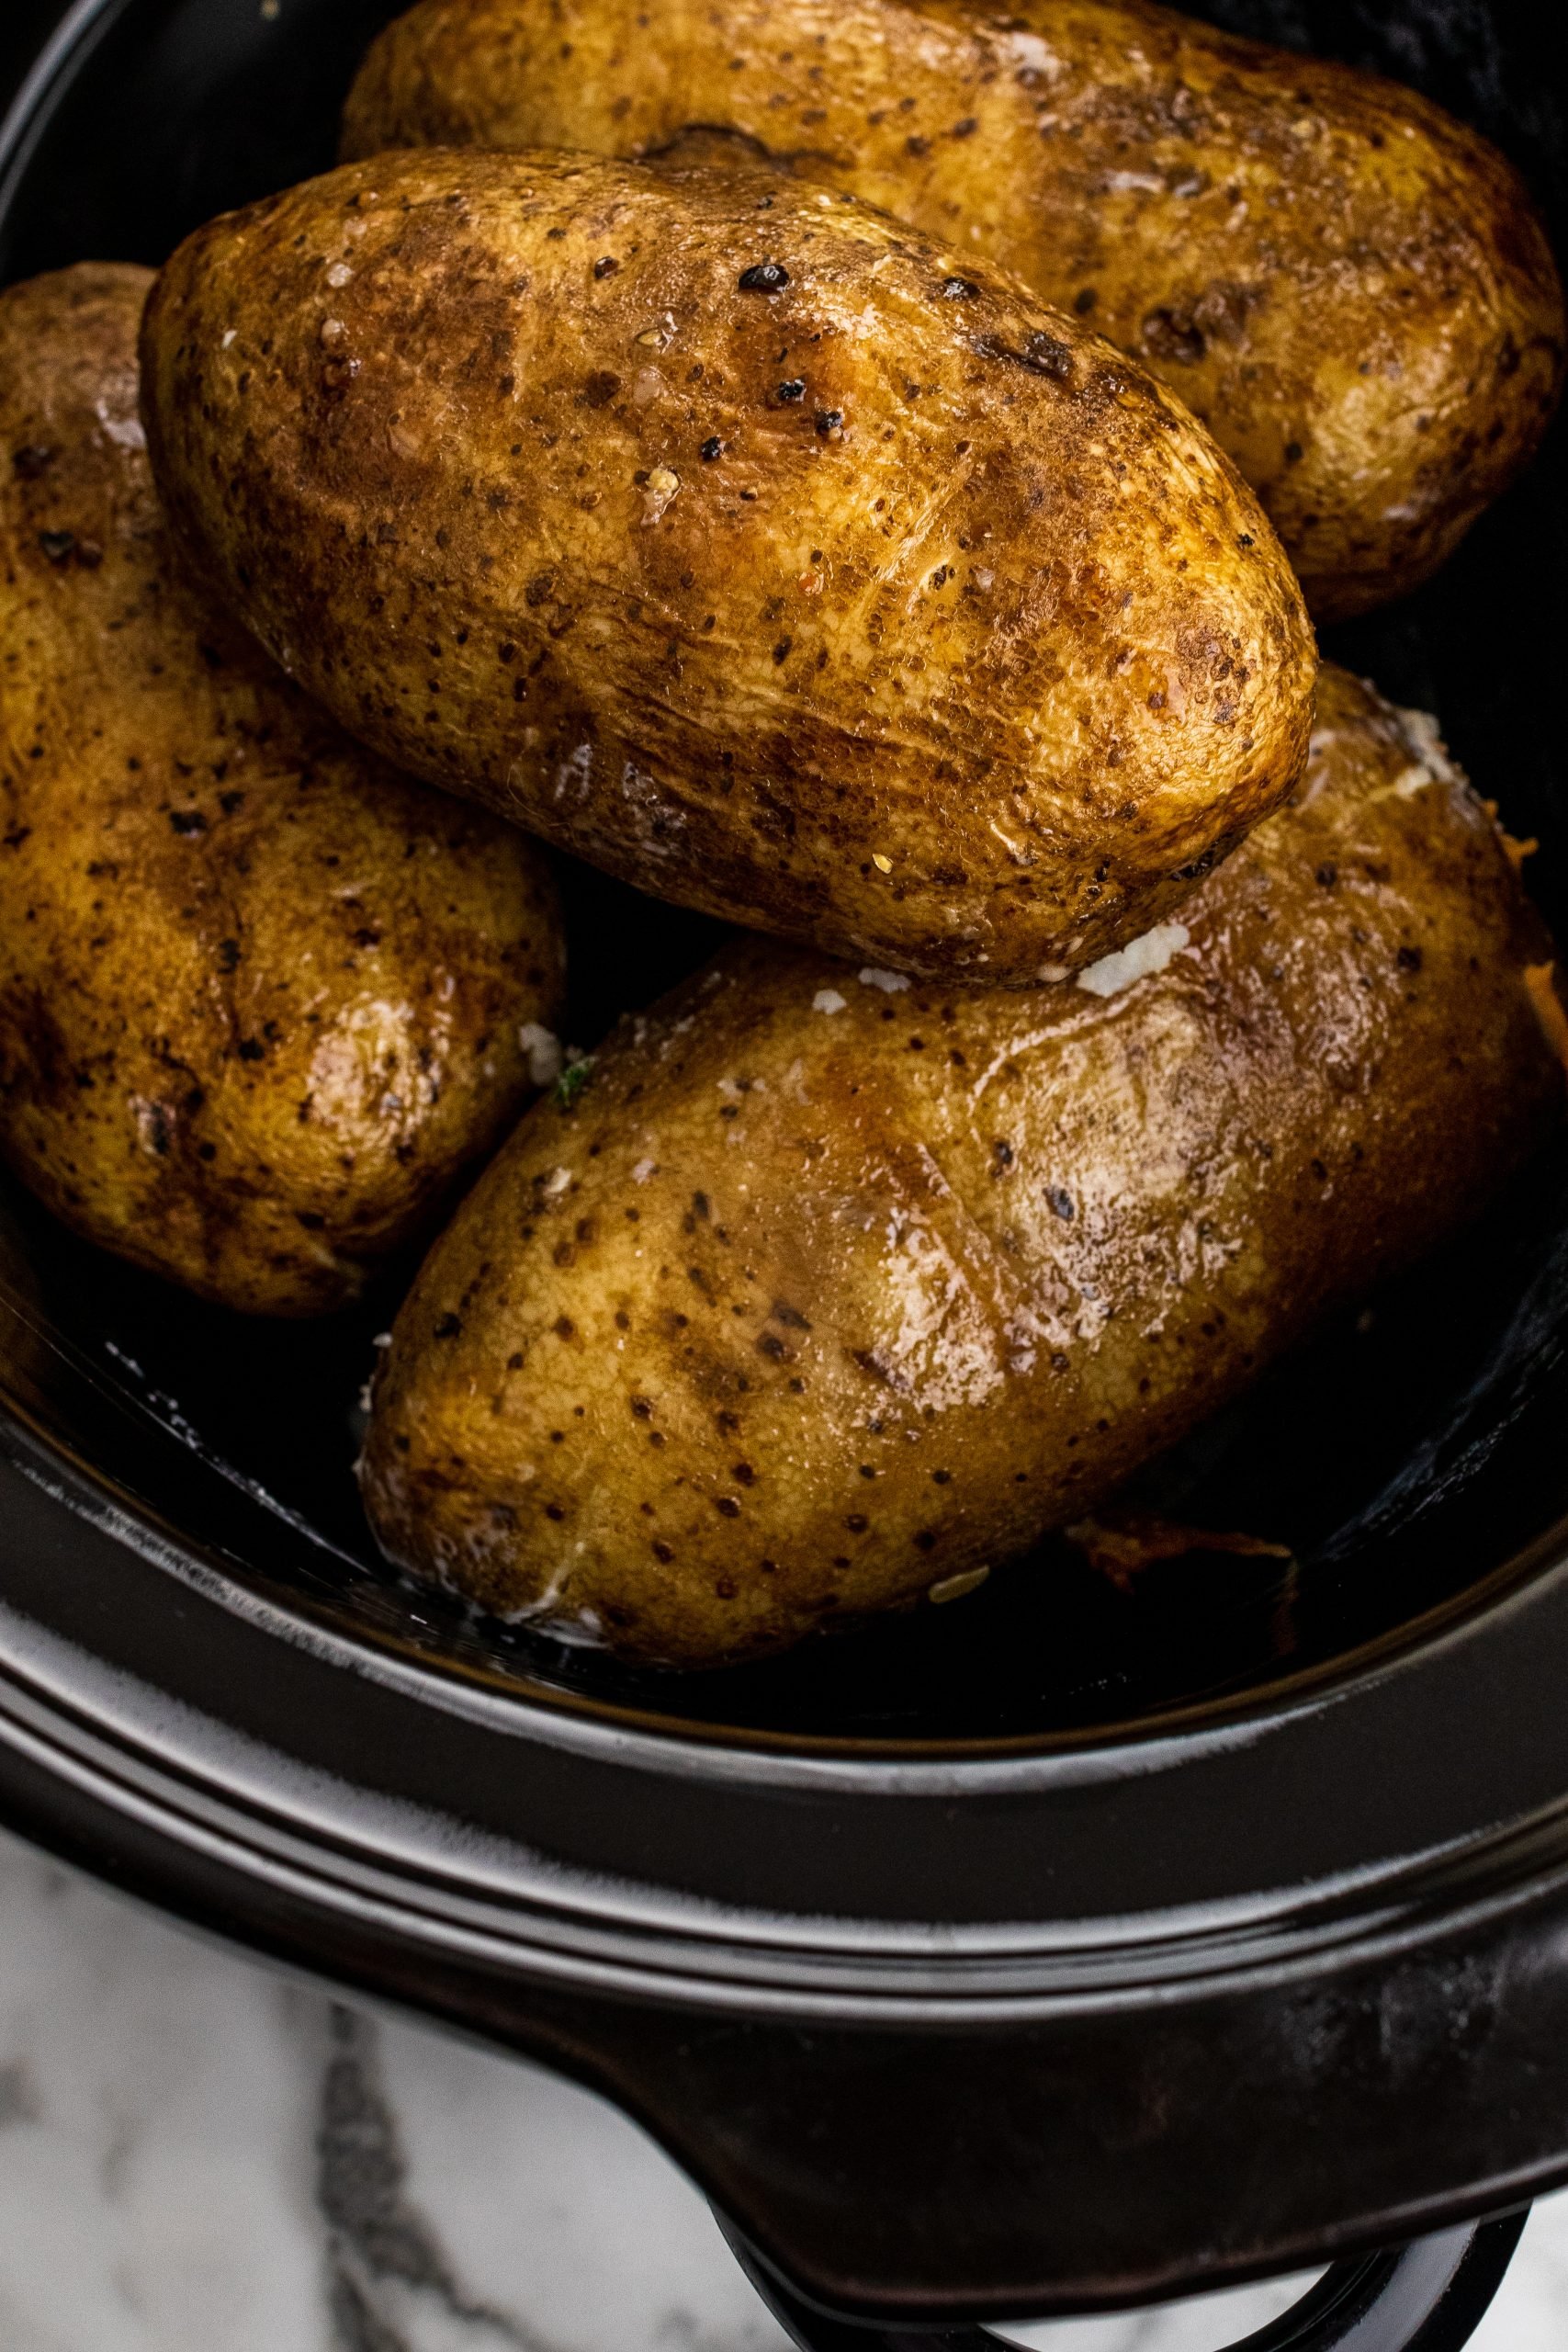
[363,666,1563,1667]
[343,0,1565,622]
[141,148,1314,987]
[0,266,565,1317]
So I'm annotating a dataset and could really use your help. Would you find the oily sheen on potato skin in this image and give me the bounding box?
[343,0,1565,622]
[0,266,565,1317]
[362,668,1563,1668]
[141,149,1314,987]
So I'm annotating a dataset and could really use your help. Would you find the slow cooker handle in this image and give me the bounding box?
[719,2204,1528,2352]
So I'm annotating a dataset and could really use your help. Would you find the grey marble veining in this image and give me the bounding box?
[0,1825,1563,2352]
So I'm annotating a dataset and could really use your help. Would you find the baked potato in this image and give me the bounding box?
[342,0,1566,622]
[0,265,565,1317]
[141,147,1315,988]
[361,665,1563,1668]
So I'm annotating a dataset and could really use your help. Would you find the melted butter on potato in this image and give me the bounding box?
[343,0,1565,621]
[0,266,565,1317]
[363,668,1563,1666]
[141,147,1315,986]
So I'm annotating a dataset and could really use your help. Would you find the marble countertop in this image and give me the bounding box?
[1,1822,1564,2352]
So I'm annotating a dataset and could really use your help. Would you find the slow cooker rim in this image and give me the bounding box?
[8,1397,1568,2003]
[8,1293,1568,1781]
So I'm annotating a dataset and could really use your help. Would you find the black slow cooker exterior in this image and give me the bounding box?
[1,0,1567,2335]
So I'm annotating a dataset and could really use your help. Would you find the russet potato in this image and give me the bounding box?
[362,667,1563,1668]
[342,0,1566,621]
[141,148,1315,987]
[0,265,565,1317]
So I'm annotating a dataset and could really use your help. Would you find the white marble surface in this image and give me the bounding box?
[1,1822,1565,2352]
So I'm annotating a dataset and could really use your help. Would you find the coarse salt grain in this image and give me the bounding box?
[1076,922,1190,999]
[519,1023,563,1088]
[1008,28,1057,74]
[642,466,680,524]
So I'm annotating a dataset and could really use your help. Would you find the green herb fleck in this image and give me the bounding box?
[555,1057,594,1112]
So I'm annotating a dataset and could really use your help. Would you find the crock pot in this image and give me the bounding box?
[2,2,1565,2345]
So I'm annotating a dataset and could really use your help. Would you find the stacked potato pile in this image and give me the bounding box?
[3,0,1564,1665]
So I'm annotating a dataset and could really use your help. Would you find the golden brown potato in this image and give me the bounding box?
[343,0,1566,622]
[141,148,1315,988]
[362,666,1563,1667]
[0,264,565,1317]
